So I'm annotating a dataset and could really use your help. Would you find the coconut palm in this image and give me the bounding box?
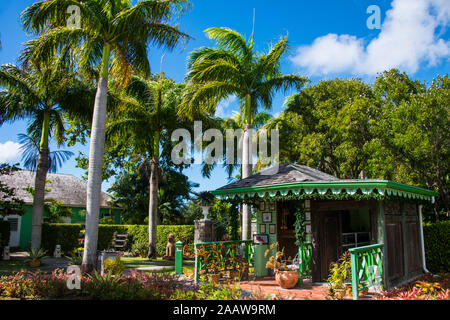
[107,73,188,259]
[20,0,190,270]
[0,57,82,250]
[182,27,307,239]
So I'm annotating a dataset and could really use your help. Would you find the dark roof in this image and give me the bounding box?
[0,170,114,208]
[217,163,339,190]
[213,163,438,202]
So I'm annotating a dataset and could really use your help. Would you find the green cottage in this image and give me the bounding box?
[0,170,122,249]
[212,163,438,290]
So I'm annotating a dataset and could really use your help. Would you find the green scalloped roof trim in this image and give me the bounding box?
[211,180,438,202]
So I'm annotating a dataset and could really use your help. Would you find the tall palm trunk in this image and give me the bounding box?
[30,113,50,249]
[148,156,159,259]
[242,123,252,240]
[83,45,110,271]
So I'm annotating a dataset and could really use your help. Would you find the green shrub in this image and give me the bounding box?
[41,223,83,254]
[0,220,11,247]
[41,223,194,257]
[424,220,450,274]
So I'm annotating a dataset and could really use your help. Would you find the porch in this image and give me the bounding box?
[239,277,378,300]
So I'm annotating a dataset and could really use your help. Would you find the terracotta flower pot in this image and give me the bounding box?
[275,270,299,289]
[29,259,41,268]
[345,284,353,297]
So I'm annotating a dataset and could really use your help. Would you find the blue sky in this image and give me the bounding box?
[0,0,449,193]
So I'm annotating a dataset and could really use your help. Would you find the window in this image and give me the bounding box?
[341,209,371,249]
[7,218,19,232]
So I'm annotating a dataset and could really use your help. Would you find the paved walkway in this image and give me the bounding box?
[239,277,378,300]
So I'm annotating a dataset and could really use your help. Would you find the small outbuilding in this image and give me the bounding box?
[0,170,122,249]
[212,163,438,289]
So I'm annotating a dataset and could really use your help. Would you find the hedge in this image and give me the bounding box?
[424,220,450,274]
[42,223,194,257]
[0,220,10,247]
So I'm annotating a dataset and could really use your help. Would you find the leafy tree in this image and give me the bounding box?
[20,0,190,269]
[270,70,449,219]
[0,56,83,249]
[374,73,449,216]
[270,78,376,178]
[182,27,307,239]
[107,73,192,258]
[108,164,198,225]
[0,164,25,217]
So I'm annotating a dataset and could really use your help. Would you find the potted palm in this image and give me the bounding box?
[265,243,298,289]
[28,248,48,267]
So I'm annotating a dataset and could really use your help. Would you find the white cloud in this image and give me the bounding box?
[291,0,450,76]
[215,94,238,118]
[0,141,22,163]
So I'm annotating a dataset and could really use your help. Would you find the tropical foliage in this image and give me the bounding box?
[0,55,84,249]
[268,71,449,218]
[0,164,25,217]
[182,27,307,239]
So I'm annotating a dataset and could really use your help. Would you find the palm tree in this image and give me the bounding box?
[0,58,81,250]
[107,73,188,259]
[20,0,190,270]
[182,27,307,239]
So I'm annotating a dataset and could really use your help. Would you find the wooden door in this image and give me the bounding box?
[313,211,342,282]
[276,201,298,261]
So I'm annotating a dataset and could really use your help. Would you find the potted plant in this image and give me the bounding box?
[65,248,83,266]
[326,252,351,300]
[28,248,48,267]
[197,191,215,220]
[265,243,298,289]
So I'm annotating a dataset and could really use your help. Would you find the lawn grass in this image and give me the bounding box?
[121,256,195,275]
[0,259,30,272]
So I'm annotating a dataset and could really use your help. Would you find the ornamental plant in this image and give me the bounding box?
[103,256,126,276]
[265,243,293,271]
[28,248,48,261]
[376,274,450,300]
[326,252,351,299]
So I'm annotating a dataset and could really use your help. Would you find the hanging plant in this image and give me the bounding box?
[293,201,306,246]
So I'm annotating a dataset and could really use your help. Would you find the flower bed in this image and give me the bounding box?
[0,268,271,300]
[375,273,450,300]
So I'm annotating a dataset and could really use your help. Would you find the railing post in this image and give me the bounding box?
[244,242,248,263]
[194,244,199,283]
[175,240,183,275]
[298,246,304,286]
[350,250,359,300]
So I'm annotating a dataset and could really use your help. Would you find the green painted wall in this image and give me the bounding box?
[255,202,277,257]
[18,205,122,249]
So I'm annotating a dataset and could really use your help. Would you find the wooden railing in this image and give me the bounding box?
[349,243,384,300]
[194,240,254,283]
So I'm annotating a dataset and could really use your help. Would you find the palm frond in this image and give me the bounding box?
[18,133,74,172]
[205,27,252,59]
